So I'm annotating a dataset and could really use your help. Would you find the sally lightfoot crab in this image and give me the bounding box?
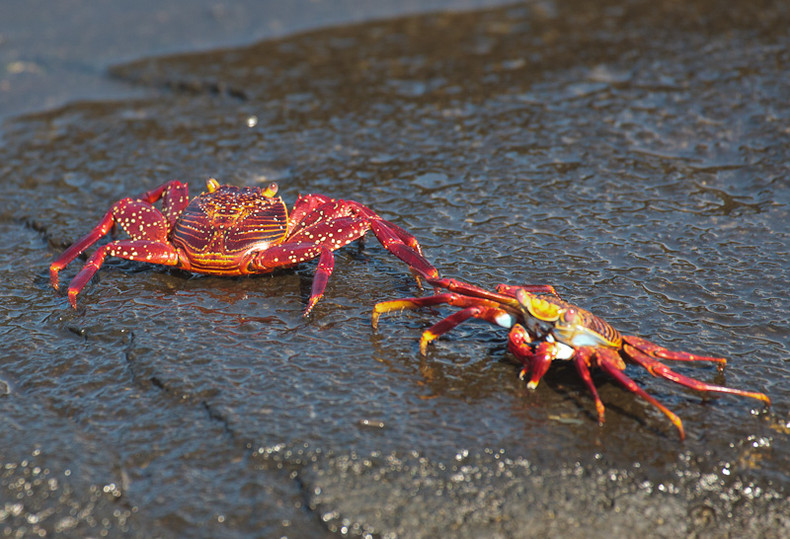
[372,273,770,439]
[50,178,438,315]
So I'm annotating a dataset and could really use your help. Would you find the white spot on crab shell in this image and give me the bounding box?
[553,342,575,360]
[494,313,515,328]
[567,332,610,348]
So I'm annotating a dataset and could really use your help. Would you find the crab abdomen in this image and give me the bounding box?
[171,185,289,274]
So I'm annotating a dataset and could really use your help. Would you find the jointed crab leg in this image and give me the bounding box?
[367,220,438,285]
[623,335,727,368]
[624,343,771,404]
[282,201,438,289]
[50,180,189,291]
[595,352,686,439]
[65,240,180,309]
[571,349,607,424]
[249,243,336,317]
[420,304,517,355]
[508,329,687,436]
[426,276,560,304]
[373,292,518,354]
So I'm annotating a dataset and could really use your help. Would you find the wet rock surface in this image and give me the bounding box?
[2,0,789,536]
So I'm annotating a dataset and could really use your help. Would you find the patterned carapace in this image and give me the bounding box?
[50,178,438,315]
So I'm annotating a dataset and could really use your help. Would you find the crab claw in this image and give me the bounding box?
[508,324,559,389]
[525,342,559,389]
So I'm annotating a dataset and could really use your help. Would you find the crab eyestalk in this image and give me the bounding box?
[261,182,278,198]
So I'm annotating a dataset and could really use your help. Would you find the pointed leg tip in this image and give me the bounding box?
[596,404,606,426]
[66,287,80,309]
[302,295,323,317]
[669,415,685,440]
[526,380,539,390]
[50,268,60,290]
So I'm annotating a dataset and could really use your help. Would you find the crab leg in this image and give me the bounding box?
[287,208,438,286]
[374,219,428,257]
[623,335,727,368]
[350,201,429,257]
[407,276,560,306]
[496,283,562,300]
[417,303,521,355]
[304,246,335,317]
[249,242,332,314]
[50,208,117,290]
[374,293,459,328]
[367,220,438,282]
[373,293,516,328]
[573,348,607,425]
[418,307,488,354]
[287,197,433,270]
[595,349,686,439]
[50,180,188,290]
[624,345,771,405]
[287,193,334,230]
[66,240,180,308]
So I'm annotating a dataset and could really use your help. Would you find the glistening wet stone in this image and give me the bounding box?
[1,0,788,536]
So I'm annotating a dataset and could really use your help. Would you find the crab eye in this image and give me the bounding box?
[262,182,279,197]
[206,178,221,193]
[562,308,577,324]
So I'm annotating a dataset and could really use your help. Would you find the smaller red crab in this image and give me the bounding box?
[50,178,438,315]
[372,273,770,439]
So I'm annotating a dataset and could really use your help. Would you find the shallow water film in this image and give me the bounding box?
[2,0,789,536]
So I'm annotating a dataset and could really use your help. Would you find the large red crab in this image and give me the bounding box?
[372,272,770,439]
[50,178,438,315]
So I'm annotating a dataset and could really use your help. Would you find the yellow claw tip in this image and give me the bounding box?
[526,380,539,390]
